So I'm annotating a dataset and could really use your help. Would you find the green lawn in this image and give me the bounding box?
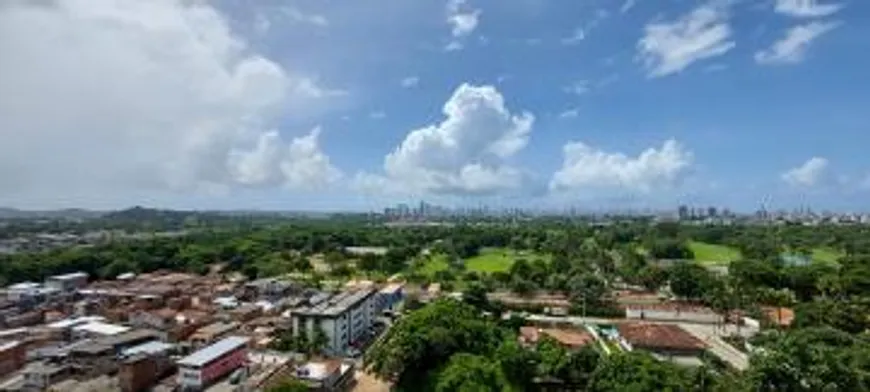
[465,247,549,273]
[417,253,449,275]
[689,241,742,265]
[811,247,844,265]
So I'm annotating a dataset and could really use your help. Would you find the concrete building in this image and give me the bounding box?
[295,359,355,391]
[624,303,724,324]
[72,320,131,339]
[22,362,71,390]
[617,323,707,366]
[0,341,26,377]
[45,272,89,292]
[290,289,377,355]
[119,343,175,392]
[5,282,60,304]
[518,327,596,351]
[5,282,40,302]
[376,283,404,314]
[188,322,240,347]
[176,336,249,391]
[244,278,297,299]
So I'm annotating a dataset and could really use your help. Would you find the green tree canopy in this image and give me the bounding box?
[587,352,692,392]
[435,353,513,392]
[747,327,870,391]
[365,299,504,388]
[669,262,714,300]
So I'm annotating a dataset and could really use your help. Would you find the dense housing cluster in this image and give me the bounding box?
[0,269,404,391]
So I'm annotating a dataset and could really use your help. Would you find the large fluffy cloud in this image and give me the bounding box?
[0,0,341,205]
[637,3,735,77]
[550,140,693,193]
[228,128,341,189]
[782,157,829,187]
[358,84,534,196]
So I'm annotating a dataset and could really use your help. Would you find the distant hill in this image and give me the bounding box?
[0,205,343,223]
[0,207,103,220]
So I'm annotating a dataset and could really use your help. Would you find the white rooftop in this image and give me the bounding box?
[72,321,130,336]
[122,341,174,357]
[8,282,41,290]
[0,341,21,352]
[48,272,88,281]
[48,316,106,329]
[177,336,249,368]
[379,283,404,294]
[297,361,351,381]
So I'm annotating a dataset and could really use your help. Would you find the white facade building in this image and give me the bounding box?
[290,289,377,355]
[45,272,89,292]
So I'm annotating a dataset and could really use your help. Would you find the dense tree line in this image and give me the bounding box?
[368,297,870,391]
[367,299,729,392]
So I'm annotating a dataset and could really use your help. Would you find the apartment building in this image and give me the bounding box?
[290,289,377,355]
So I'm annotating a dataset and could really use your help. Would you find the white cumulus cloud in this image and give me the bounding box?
[782,157,829,187]
[357,84,534,195]
[229,128,341,189]
[0,0,341,206]
[775,0,843,18]
[446,0,480,50]
[755,21,839,65]
[550,140,693,192]
[637,3,735,77]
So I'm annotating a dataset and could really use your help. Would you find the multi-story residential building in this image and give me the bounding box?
[375,283,404,314]
[290,289,377,355]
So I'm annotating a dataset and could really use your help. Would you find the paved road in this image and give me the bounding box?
[680,323,750,371]
[526,315,758,336]
[526,314,754,370]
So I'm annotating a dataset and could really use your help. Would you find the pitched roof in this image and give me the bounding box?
[177,336,249,368]
[617,323,706,351]
[542,328,596,348]
[519,327,595,348]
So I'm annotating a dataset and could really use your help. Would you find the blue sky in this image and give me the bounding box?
[1,0,868,211]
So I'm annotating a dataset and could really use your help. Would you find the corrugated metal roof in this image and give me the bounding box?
[48,272,88,281]
[177,336,248,368]
[48,316,106,329]
[294,289,375,317]
[122,341,174,356]
[72,321,130,336]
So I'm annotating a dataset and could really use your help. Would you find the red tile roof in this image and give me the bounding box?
[761,306,795,327]
[519,327,595,348]
[617,323,706,351]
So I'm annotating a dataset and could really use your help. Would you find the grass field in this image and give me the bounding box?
[465,247,549,273]
[417,254,449,275]
[811,247,844,265]
[689,241,742,265]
